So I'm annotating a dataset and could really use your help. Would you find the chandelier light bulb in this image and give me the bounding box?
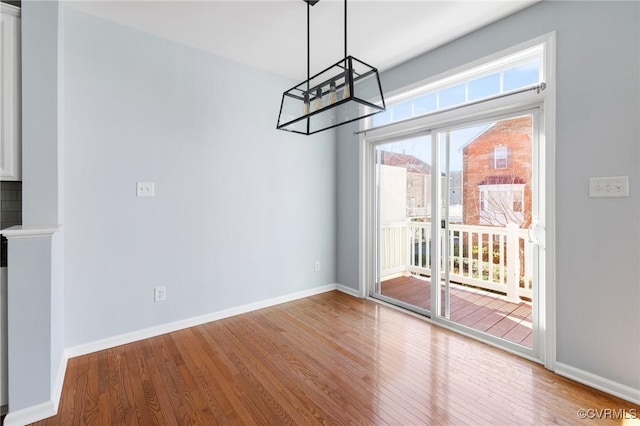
[328,81,338,105]
[314,88,323,111]
[303,92,310,116]
[343,78,351,100]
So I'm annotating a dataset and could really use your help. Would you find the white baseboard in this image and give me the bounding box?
[2,355,67,426]
[9,285,640,425]
[52,354,68,412]
[555,362,640,405]
[66,284,338,359]
[335,283,361,298]
[7,284,339,425]
[3,401,56,426]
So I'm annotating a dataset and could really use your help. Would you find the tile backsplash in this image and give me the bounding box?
[1,181,22,267]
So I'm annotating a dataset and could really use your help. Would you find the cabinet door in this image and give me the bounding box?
[1,4,21,181]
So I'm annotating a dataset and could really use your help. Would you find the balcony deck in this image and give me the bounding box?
[380,275,533,347]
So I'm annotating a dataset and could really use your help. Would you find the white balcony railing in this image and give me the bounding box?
[380,221,533,302]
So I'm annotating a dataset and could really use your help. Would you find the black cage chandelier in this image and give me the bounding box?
[276,0,386,135]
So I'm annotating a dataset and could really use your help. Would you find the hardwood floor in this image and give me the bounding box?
[32,291,638,425]
[381,275,533,346]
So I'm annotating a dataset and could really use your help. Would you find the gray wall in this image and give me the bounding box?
[18,0,65,413]
[337,1,640,391]
[16,0,639,414]
[62,6,336,347]
[7,236,52,411]
[21,1,61,226]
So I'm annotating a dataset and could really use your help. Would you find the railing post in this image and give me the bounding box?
[505,223,520,303]
[524,238,532,287]
[405,221,411,276]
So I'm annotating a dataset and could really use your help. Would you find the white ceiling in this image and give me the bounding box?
[66,0,540,80]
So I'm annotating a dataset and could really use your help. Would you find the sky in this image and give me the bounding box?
[379,124,489,172]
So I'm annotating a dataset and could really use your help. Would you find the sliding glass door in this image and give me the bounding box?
[433,112,541,355]
[370,110,544,359]
[372,134,433,315]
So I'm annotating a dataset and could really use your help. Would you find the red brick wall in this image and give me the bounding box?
[462,116,532,227]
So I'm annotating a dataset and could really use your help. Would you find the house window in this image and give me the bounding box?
[513,191,523,212]
[478,183,526,226]
[371,44,544,127]
[485,189,508,213]
[494,147,508,169]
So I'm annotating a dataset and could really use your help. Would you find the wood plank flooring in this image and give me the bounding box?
[31,291,638,425]
[381,275,533,346]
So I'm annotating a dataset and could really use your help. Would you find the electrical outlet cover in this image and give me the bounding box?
[137,182,155,197]
[154,286,166,302]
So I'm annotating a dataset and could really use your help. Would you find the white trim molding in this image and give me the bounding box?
[9,355,71,426]
[358,33,557,368]
[66,284,338,359]
[335,284,361,298]
[555,362,640,406]
[0,2,22,181]
[10,283,341,424]
[0,225,61,239]
[52,355,68,413]
[541,31,557,373]
[3,401,56,426]
[0,3,20,17]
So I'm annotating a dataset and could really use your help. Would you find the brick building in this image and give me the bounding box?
[462,115,532,227]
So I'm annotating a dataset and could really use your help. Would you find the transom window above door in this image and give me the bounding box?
[372,44,544,127]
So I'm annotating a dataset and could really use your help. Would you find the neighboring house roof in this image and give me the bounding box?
[460,115,532,152]
[380,151,431,174]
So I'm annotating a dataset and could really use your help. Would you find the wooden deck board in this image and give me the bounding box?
[380,275,533,347]
[29,291,638,426]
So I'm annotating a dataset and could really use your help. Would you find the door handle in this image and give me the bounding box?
[528,222,544,247]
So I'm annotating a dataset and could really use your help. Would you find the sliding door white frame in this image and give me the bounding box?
[358,32,556,369]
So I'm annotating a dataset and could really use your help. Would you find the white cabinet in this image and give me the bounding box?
[1,3,21,181]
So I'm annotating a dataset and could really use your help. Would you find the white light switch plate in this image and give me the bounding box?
[589,176,629,198]
[137,182,155,197]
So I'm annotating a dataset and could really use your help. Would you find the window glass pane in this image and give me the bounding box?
[439,84,466,108]
[487,190,509,213]
[373,109,391,126]
[393,100,413,121]
[513,191,523,212]
[503,59,540,92]
[495,159,507,169]
[414,93,437,115]
[370,44,543,127]
[468,73,500,101]
[494,147,508,169]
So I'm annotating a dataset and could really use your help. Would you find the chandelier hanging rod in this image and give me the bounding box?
[303,0,349,95]
[344,0,347,59]
[306,0,310,92]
